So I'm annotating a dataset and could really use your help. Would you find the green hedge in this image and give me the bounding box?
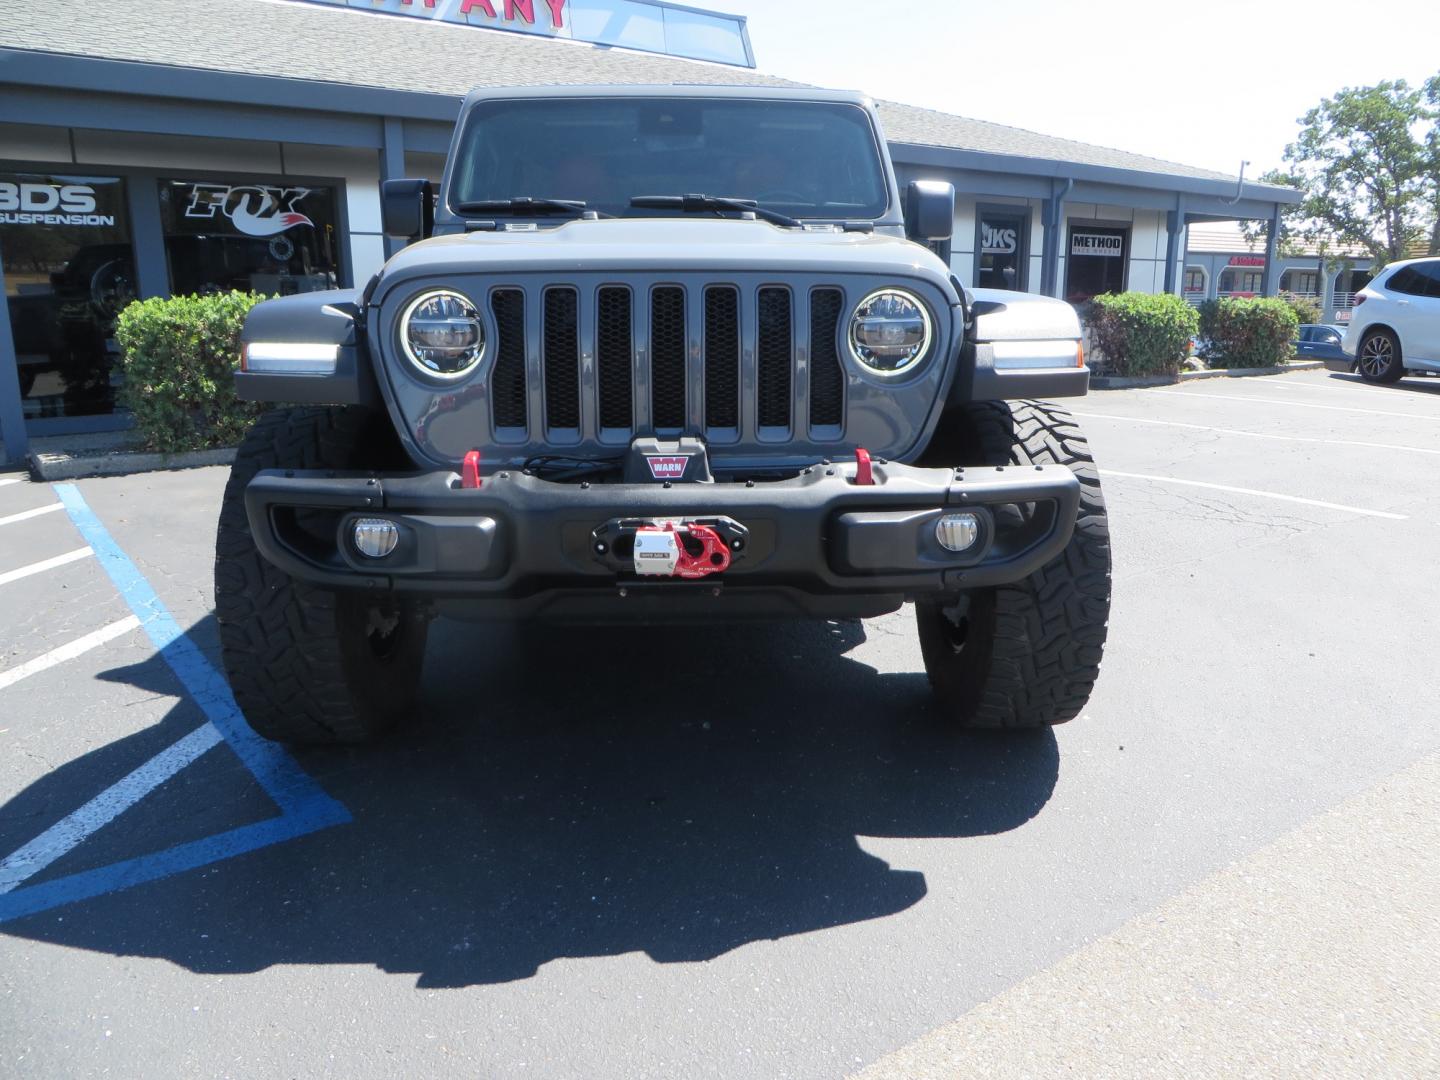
[114,292,270,452]
[1087,292,1199,377]
[1196,297,1301,369]
[1278,291,1322,326]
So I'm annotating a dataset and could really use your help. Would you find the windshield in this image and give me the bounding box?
[447,98,890,220]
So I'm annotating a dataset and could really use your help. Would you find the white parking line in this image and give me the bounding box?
[1149,388,1440,421]
[0,503,65,528]
[0,615,142,692]
[0,477,23,489]
[1070,411,1440,457]
[1100,470,1409,520]
[0,722,224,894]
[1252,375,1440,400]
[0,547,94,587]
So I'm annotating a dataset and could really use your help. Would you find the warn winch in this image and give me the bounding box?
[590,516,748,579]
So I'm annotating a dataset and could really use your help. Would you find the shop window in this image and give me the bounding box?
[2,171,135,419]
[1183,266,1206,294]
[1064,225,1127,305]
[1218,267,1264,296]
[1279,269,1318,295]
[976,210,1027,290]
[158,179,342,296]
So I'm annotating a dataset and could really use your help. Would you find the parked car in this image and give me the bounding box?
[1296,324,1349,366]
[1339,257,1440,382]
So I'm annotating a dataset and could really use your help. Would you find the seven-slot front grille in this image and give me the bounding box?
[488,281,853,442]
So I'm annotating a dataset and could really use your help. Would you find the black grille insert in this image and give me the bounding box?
[490,289,527,430]
[704,286,739,429]
[597,287,633,430]
[543,287,580,429]
[650,286,686,430]
[756,287,792,429]
[809,288,845,428]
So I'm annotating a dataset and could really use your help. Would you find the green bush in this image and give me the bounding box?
[1196,297,1301,369]
[115,292,270,452]
[1278,290,1323,326]
[1087,292,1199,377]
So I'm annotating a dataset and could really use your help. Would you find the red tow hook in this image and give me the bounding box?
[674,523,732,579]
[853,447,874,486]
[461,449,482,489]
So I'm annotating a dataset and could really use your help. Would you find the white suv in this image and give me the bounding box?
[1341,257,1440,383]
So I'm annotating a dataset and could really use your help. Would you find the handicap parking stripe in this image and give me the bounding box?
[0,723,222,893]
[0,485,351,924]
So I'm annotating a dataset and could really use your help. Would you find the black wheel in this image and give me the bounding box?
[214,407,429,745]
[1357,329,1404,383]
[916,400,1111,728]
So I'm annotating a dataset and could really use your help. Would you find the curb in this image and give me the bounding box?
[30,447,237,482]
[1092,360,1324,390]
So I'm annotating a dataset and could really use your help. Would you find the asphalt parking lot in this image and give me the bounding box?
[2,368,1439,1078]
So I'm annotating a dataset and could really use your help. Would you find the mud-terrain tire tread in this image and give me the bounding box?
[214,407,427,744]
[918,399,1111,728]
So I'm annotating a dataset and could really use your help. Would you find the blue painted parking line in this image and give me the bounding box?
[0,484,351,924]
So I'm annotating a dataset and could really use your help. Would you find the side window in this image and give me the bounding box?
[1416,262,1440,298]
[1318,329,1341,344]
[1387,267,1422,295]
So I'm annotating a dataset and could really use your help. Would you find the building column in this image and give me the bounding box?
[1261,206,1281,296]
[381,116,406,259]
[0,242,27,465]
[1040,178,1073,299]
[1163,196,1185,295]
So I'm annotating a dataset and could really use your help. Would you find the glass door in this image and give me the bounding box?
[2,172,135,419]
[1064,225,1128,304]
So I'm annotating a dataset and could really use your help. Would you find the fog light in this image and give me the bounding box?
[353,517,399,559]
[935,512,980,553]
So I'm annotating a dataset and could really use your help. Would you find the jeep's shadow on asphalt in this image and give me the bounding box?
[0,615,1058,988]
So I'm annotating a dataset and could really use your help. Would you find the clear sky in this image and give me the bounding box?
[706,0,1440,179]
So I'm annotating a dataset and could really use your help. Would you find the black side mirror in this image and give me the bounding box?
[382,178,435,241]
[904,180,955,243]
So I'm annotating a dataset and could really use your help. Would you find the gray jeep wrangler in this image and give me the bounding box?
[215,86,1110,744]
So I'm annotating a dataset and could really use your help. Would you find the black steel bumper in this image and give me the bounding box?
[244,460,1080,617]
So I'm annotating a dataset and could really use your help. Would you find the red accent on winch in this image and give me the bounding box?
[636,522,731,579]
[461,449,482,489]
[853,447,874,486]
[675,523,731,579]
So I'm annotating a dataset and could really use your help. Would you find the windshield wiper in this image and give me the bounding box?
[453,197,608,218]
[629,193,801,228]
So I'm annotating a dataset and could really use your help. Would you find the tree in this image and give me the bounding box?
[1264,78,1439,269]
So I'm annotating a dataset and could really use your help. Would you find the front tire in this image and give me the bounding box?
[214,407,429,745]
[916,400,1111,728]
[1357,329,1404,383]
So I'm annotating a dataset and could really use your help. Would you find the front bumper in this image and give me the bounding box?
[245,460,1080,616]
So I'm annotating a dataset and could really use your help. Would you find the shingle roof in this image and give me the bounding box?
[2,0,1243,186]
[1186,221,1371,258]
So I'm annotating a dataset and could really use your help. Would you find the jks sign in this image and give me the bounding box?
[183,185,315,237]
[0,181,116,227]
[981,224,1018,255]
[1070,232,1124,258]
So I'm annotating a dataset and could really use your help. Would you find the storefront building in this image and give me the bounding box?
[0,0,1298,464]
[1182,221,1373,325]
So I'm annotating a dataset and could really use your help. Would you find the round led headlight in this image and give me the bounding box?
[400,289,485,379]
[848,288,933,376]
